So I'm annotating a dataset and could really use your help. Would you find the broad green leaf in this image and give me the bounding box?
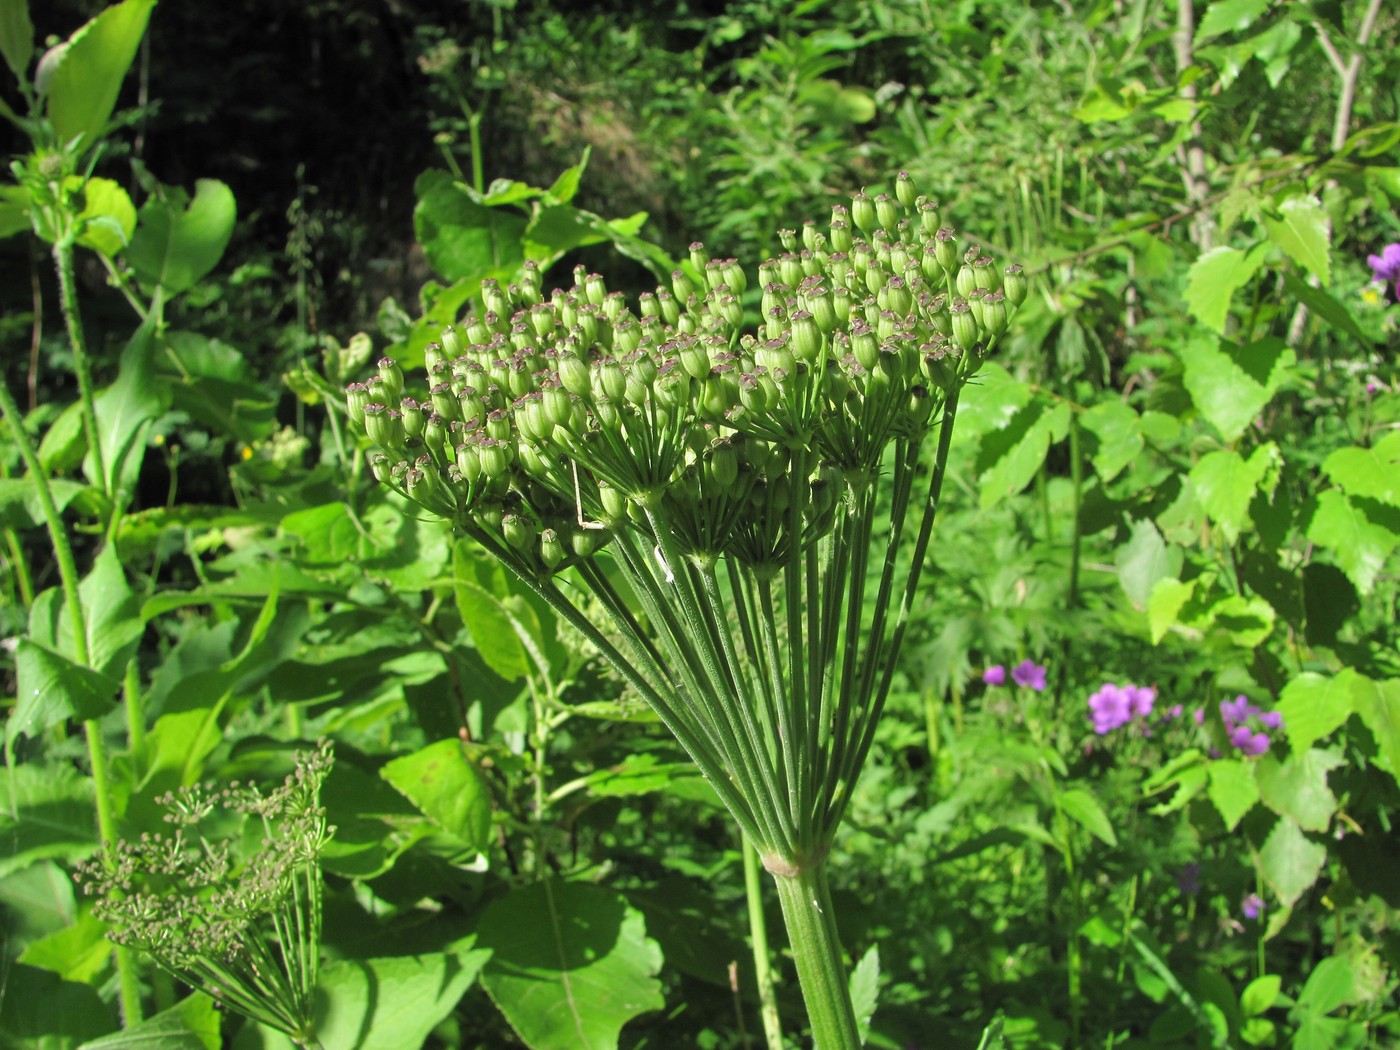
[1195,0,1271,43]
[0,963,115,1048]
[454,547,529,681]
[256,945,488,1050]
[1148,578,1196,643]
[0,183,30,239]
[1211,593,1276,648]
[76,544,143,677]
[1206,758,1257,831]
[413,168,526,283]
[1184,243,1267,333]
[575,753,698,799]
[78,993,221,1050]
[19,909,112,986]
[1277,670,1356,753]
[1115,518,1180,611]
[1351,676,1400,786]
[1073,86,1133,123]
[1281,272,1371,348]
[1241,974,1281,1016]
[975,398,1070,509]
[1059,787,1117,846]
[1179,336,1295,442]
[10,639,119,740]
[1190,444,1277,544]
[1295,955,1354,1016]
[0,476,88,529]
[0,0,33,81]
[37,399,87,474]
[1080,401,1142,481]
[280,501,365,566]
[73,175,136,257]
[1306,490,1398,595]
[124,179,237,295]
[1261,195,1330,286]
[1258,815,1325,907]
[1254,748,1342,832]
[380,739,492,851]
[319,760,431,880]
[478,881,665,1050]
[0,760,97,878]
[952,361,1030,438]
[1323,432,1400,507]
[43,0,155,149]
[849,943,880,1045]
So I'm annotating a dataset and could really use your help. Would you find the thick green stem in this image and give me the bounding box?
[1,374,142,1025]
[771,859,860,1050]
[54,241,108,493]
[742,833,784,1050]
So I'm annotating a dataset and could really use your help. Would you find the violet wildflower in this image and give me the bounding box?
[1230,724,1271,756]
[1368,242,1400,300]
[1011,659,1047,691]
[983,665,1006,686]
[1241,893,1264,921]
[1220,694,1280,756]
[1126,684,1156,718]
[1088,684,1132,734]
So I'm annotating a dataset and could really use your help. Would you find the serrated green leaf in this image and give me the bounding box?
[1196,0,1271,44]
[0,761,97,878]
[478,881,664,1050]
[1351,676,1400,786]
[1277,670,1356,752]
[1281,271,1371,348]
[20,909,112,987]
[1262,195,1330,286]
[9,640,119,741]
[1254,748,1342,832]
[78,993,220,1050]
[1148,578,1197,643]
[975,399,1070,509]
[1190,444,1277,544]
[1184,243,1267,333]
[1323,432,1400,507]
[1241,973,1281,1017]
[1211,593,1276,648]
[850,943,880,1045]
[1059,787,1117,846]
[1116,518,1180,611]
[1306,490,1398,595]
[43,0,155,149]
[0,476,88,529]
[1179,336,1295,442]
[380,739,493,851]
[1206,758,1258,831]
[1080,401,1142,481]
[1258,816,1326,907]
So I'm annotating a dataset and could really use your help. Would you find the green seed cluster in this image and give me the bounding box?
[347,173,1024,577]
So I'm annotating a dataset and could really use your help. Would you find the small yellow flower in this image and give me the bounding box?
[1361,287,1382,307]
[241,445,254,461]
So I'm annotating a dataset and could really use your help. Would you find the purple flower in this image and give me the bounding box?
[1368,242,1400,290]
[1241,893,1264,921]
[1011,659,1047,691]
[1088,684,1132,734]
[1192,708,1205,725]
[1230,725,1271,756]
[1126,685,1156,718]
[983,665,1006,686]
[1220,695,1257,726]
[1259,710,1283,730]
[1167,704,1184,719]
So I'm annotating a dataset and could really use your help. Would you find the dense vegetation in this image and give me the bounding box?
[1,1,1397,1047]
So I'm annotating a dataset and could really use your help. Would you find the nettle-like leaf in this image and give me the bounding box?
[1184,243,1268,333]
[1178,336,1295,443]
[1189,443,1279,545]
[1276,670,1356,753]
[1206,758,1258,832]
[1261,194,1330,286]
[1306,490,1399,595]
[380,738,493,852]
[1257,815,1326,908]
[1323,432,1400,508]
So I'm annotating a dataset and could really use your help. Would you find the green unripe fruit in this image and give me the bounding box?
[400,397,426,439]
[950,299,979,352]
[895,171,916,209]
[672,269,697,302]
[539,528,565,570]
[364,404,404,449]
[501,512,536,552]
[345,383,370,426]
[955,265,978,297]
[874,193,899,232]
[558,353,592,397]
[791,311,822,362]
[377,358,404,399]
[851,190,876,234]
[935,229,958,275]
[1003,264,1028,307]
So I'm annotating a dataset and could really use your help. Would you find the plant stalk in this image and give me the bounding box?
[771,859,860,1049]
[54,241,108,493]
[742,833,784,1050]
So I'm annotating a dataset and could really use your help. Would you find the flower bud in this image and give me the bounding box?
[558,353,592,397]
[501,512,537,552]
[1003,264,1028,308]
[955,264,978,297]
[850,322,879,371]
[584,272,608,306]
[377,358,405,399]
[539,528,565,570]
[345,383,370,426]
[829,219,852,254]
[689,242,709,274]
[917,199,939,236]
[934,228,958,275]
[895,171,917,209]
[851,190,876,234]
[791,311,822,362]
[950,299,979,352]
[672,269,697,302]
[878,276,913,316]
[364,404,404,449]
[874,193,899,232]
[400,397,426,440]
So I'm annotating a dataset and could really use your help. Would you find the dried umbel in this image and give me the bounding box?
[78,742,334,1048]
[348,174,1022,1046]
